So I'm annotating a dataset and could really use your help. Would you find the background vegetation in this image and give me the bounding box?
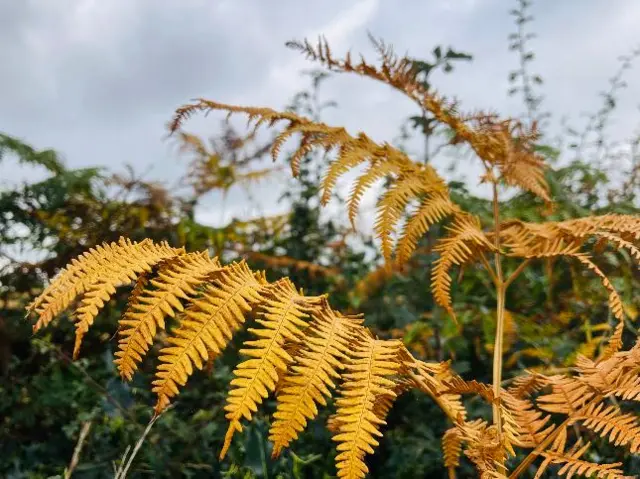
[2,1,639,477]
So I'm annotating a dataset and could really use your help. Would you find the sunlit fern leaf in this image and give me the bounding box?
[347,160,400,228]
[536,376,597,416]
[412,359,467,422]
[396,194,459,264]
[502,392,555,449]
[152,261,266,413]
[27,238,183,333]
[534,428,626,479]
[286,36,551,204]
[442,427,463,479]
[374,171,447,263]
[332,335,403,479]
[168,100,452,265]
[269,302,363,456]
[571,402,640,453]
[504,233,627,357]
[114,251,221,380]
[502,148,550,203]
[220,278,313,459]
[431,215,495,323]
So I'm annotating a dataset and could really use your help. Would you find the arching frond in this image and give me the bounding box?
[332,335,403,479]
[431,215,495,322]
[220,278,312,459]
[152,261,265,413]
[534,428,625,479]
[269,304,362,456]
[168,100,452,264]
[114,251,221,380]
[442,427,463,479]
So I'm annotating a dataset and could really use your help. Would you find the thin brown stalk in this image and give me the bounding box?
[64,420,93,479]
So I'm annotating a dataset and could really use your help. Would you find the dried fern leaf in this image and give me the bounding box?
[152,261,265,413]
[431,215,495,322]
[502,392,555,449]
[168,99,452,264]
[571,402,640,453]
[220,278,311,459]
[442,427,463,479]
[332,335,403,479]
[269,303,362,456]
[534,428,625,479]
[114,251,221,380]
[536,376,597,416]
[396,194,459,264]
[28,237,182,334]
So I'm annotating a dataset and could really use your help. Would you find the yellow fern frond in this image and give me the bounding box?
[152,261,265,413]
[269,303,362,456]
[27,238,182,335]
[431,215,495,322]
[536,376,597,416]
[396,194,459,264]
[502,392,555,449]
[534,428,625,479]
[168,99,452,264]
[442,427,463,479]
[114,251,221,380]
[571,402,640,453]
[332,335,403,479]
[220,278,312,459]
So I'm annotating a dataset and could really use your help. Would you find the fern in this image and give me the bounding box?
[27,35,640,479]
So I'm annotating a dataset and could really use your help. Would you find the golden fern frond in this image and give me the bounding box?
[220,278,312,459]
[152,261,265,413]
[534,429,625,479]
[168,100,452,264]
[396,194,459,264]
[27,238,182,334]
[269,303,362,457]
[287,36,550,203]
[536,375,597,416]
[374,170,452,262]
[114,251,221,380]
[504,234,627,357]
[507,372,547,398]
[502,392,555,449]
[571,402,640,453]
[442,427,463,479]
[411,359,468,423]
[332,335,403,479]
[431,215,495,322]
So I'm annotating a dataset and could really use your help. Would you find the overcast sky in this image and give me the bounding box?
[1,0,639,231]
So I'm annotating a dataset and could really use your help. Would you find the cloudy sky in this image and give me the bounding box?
[1,0,639,230]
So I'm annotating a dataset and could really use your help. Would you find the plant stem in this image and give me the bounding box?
[491,180,505,435]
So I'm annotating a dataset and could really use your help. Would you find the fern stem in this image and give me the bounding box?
[491,180,505,438]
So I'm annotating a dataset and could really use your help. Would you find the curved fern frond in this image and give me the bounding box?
[220,278,312,458]
[28,238,183,356]
[332,335,403,479]
[431,215,495,322]
[442,427,463,479]
[152,261,265,413]
[114,251,221,380]
[396,194,459,264]
[571,402,640,453]
[534,428,625,479]
[168,100,452,265]
[269,303,362,456]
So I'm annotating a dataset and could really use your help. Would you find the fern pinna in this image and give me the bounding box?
[29,36,640,478]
